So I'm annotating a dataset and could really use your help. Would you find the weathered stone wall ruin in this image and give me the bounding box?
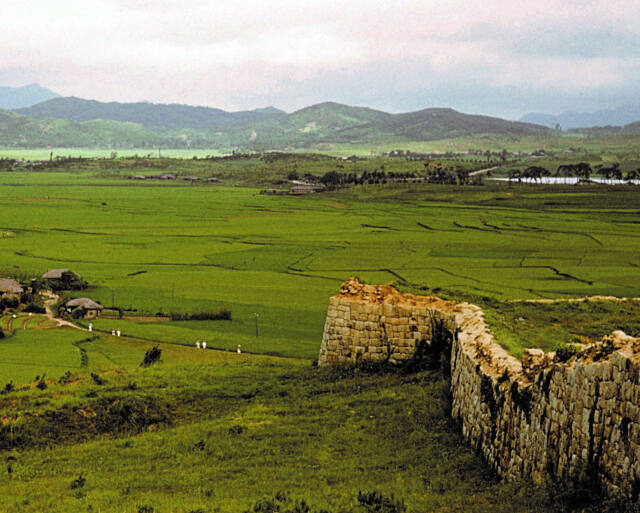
[318,278,456,365]
[318,278,640,496]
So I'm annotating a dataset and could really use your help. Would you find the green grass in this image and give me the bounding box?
[0,352,569,513]
[1,171,640,364]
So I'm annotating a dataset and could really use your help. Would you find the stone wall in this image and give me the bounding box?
[318,278,456,365]
[318,278,640,496]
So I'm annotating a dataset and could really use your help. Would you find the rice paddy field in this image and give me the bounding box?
[1,170,640,365]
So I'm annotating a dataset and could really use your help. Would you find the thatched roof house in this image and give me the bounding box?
[0,278,23,296]
[66,298,102,310]
[66,297,103,319]
[42,268,81,280]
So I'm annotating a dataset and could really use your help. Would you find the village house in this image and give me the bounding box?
[65,298,103,319]
[41,268,84,290]
[0,278,23,297]
[42,268,81,281]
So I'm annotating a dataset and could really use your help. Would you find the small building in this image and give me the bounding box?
[42,268,81,280]
[130,175,146,180]
[289,184,325,195]
[66,298,103,319]
[0,278,23,296]
[183,176,200,182]
[159,174,176,180]
[207,177,220,183]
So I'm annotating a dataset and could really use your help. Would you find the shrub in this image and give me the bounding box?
[555,344,581,363]
[2,381,14,394]
[170,309,231,321]
[36,375,47,390]
[70,474,86,490]
[141,346,162,367]
[24,302,45,314]
[58,371,74,385]
[91,373,105,385]
[0,296,19,311]
[357,491,406,513]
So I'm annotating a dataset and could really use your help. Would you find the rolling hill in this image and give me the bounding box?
[0,109,164,148]
[8,96,553,148]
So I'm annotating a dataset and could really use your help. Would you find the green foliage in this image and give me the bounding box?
[357,491,406,513]
[2,380,13,394]
[70,474,86,490]
[170,309,231,321]
[555,344,582,363]
[35,374,47,390]
[90,372,105,385]
[141,346,162,367]
[23,302,45,314]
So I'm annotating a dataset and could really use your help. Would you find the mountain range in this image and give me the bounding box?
[5,95,553,149]
[520,105,640,130]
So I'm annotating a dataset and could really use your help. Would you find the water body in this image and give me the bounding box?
[490,177,640,185]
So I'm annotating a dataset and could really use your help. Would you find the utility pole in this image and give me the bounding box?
[254,313,259,338]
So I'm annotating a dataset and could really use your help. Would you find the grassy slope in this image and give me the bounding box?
[0,350,563,513]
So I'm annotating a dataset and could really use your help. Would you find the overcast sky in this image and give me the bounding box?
[2,0,639,118]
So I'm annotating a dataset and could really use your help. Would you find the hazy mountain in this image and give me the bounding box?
[567,120,640,136]
[16,97,287,133]
[0,83,60,109]
[7,97,552,148]
[520,105,640,130]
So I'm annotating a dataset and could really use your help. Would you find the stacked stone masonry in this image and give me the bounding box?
[319,278,640,496]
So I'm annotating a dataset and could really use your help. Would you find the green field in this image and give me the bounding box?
[1,170,640,366]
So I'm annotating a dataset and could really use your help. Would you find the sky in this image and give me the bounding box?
[2,0,640,119]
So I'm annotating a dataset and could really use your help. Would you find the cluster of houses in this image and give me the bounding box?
[129,174,220,183]
[0,269,103,320]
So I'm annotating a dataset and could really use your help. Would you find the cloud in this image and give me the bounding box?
[1,0,639,117]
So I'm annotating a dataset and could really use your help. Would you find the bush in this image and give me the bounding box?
[170,309,231,321]
[0,327,4,339]
[141,346,162,367]
[36,375,47,390]
[2,381,14,394]
[58,371,74,385]
[91,373,105,385]
[555,344,581,363]
[0,296,19,311]
[70,474,85,490]
[357,491,406,513]
[24,302,45,314]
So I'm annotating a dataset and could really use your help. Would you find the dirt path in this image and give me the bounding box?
[41,291,85,330]
[510,295,640,304]
[468,166,498,177]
